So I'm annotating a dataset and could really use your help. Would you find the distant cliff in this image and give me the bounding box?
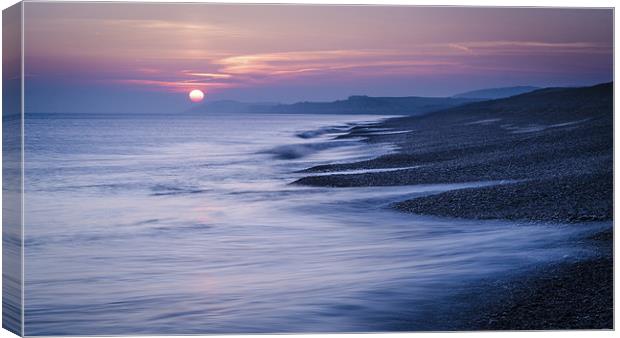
[453,86,539,99]
[186,95,480,116]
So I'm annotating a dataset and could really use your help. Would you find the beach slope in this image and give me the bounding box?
[294,82,613,329]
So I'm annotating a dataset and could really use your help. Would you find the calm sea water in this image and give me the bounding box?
[23,113,608,335]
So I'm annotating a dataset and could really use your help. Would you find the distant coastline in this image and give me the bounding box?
[183,85,545,116]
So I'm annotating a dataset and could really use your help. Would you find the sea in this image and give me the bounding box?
[21,113,608,335]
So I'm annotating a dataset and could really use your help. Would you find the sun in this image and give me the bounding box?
[189,89,205,102]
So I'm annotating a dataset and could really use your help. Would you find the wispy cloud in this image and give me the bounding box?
[182,72,233,79]
[32,38,612,94]
[113,79,235,92]
[214,49,460,78]
[447,40,611,55]
[96,49,462,92]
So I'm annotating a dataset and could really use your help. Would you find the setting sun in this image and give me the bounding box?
[189,89,204,102]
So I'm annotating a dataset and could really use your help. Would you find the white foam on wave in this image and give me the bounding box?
[502,118,591,134]
[464,118,502,125]
[301,166,421,176]
[357,130,414,136]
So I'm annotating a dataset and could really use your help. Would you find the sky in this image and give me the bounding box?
[23,3,613,114]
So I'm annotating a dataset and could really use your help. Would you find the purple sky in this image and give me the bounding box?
[24,3,613,114]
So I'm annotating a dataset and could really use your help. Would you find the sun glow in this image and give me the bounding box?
[189,89,205,102]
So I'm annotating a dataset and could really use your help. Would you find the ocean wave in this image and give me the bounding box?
[149,184,210,196]
[261,140,359,160]
[295,125,351,139]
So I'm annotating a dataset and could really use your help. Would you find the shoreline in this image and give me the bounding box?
[292,83,613,330]
[294,85,613,224]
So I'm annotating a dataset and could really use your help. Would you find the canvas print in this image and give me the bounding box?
[2,2,614,336]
